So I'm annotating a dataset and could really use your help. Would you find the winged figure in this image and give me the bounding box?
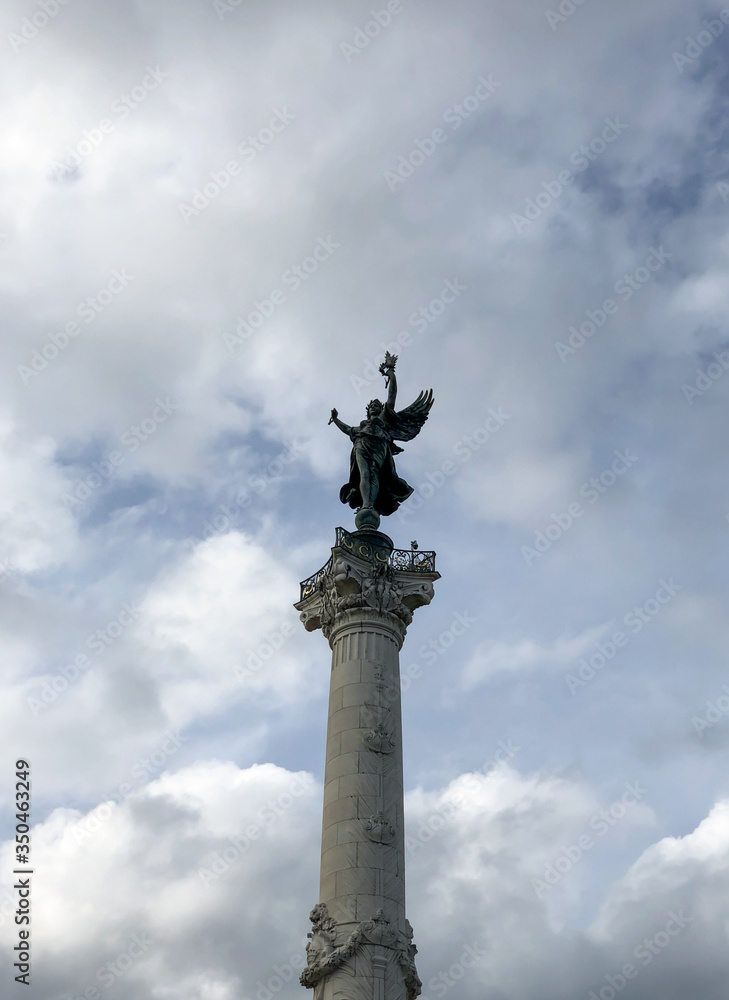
[329,353,434,528]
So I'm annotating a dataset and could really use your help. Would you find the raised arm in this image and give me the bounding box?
[329,408,352,435]
[380,352,398,409]
[386,369,397,409]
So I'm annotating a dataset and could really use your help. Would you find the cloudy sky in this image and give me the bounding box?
[1,0,729,997]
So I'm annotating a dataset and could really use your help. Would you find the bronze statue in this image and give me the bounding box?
[330,353,434,529]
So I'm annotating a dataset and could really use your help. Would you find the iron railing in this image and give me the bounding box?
[299,528,436,601]
[300,556,333,600]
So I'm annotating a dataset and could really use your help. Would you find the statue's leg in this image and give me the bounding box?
[355,452,377,508]
[369,468,380,509]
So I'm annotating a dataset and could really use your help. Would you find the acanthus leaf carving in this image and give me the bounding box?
[295,538,440,639]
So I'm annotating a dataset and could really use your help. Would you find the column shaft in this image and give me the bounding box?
[295,529,438,1000]
[321,615,406,936]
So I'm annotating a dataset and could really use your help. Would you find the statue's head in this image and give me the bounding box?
[366,399,383,418]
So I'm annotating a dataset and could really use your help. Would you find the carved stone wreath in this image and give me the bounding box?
[300,904,422,1000]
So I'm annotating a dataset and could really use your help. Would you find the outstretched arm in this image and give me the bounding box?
[329,408,353,435]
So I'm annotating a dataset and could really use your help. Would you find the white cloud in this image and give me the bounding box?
[462,622,610,688]
[0,0,726,994]
[137,531,320,724]
[590,799,729,941]
[454,451,587,528]
[0,760,321,999]
[0,761,723,1000]
[0,413,77,574]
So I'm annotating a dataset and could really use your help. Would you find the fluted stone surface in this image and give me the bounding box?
[295,529,439,1000]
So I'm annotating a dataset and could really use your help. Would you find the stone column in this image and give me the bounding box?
[295,528,439,1000]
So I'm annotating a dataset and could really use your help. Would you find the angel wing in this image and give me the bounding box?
[386,389,434,442]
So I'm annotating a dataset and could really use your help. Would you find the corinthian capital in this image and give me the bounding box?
[294,528,439,641]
